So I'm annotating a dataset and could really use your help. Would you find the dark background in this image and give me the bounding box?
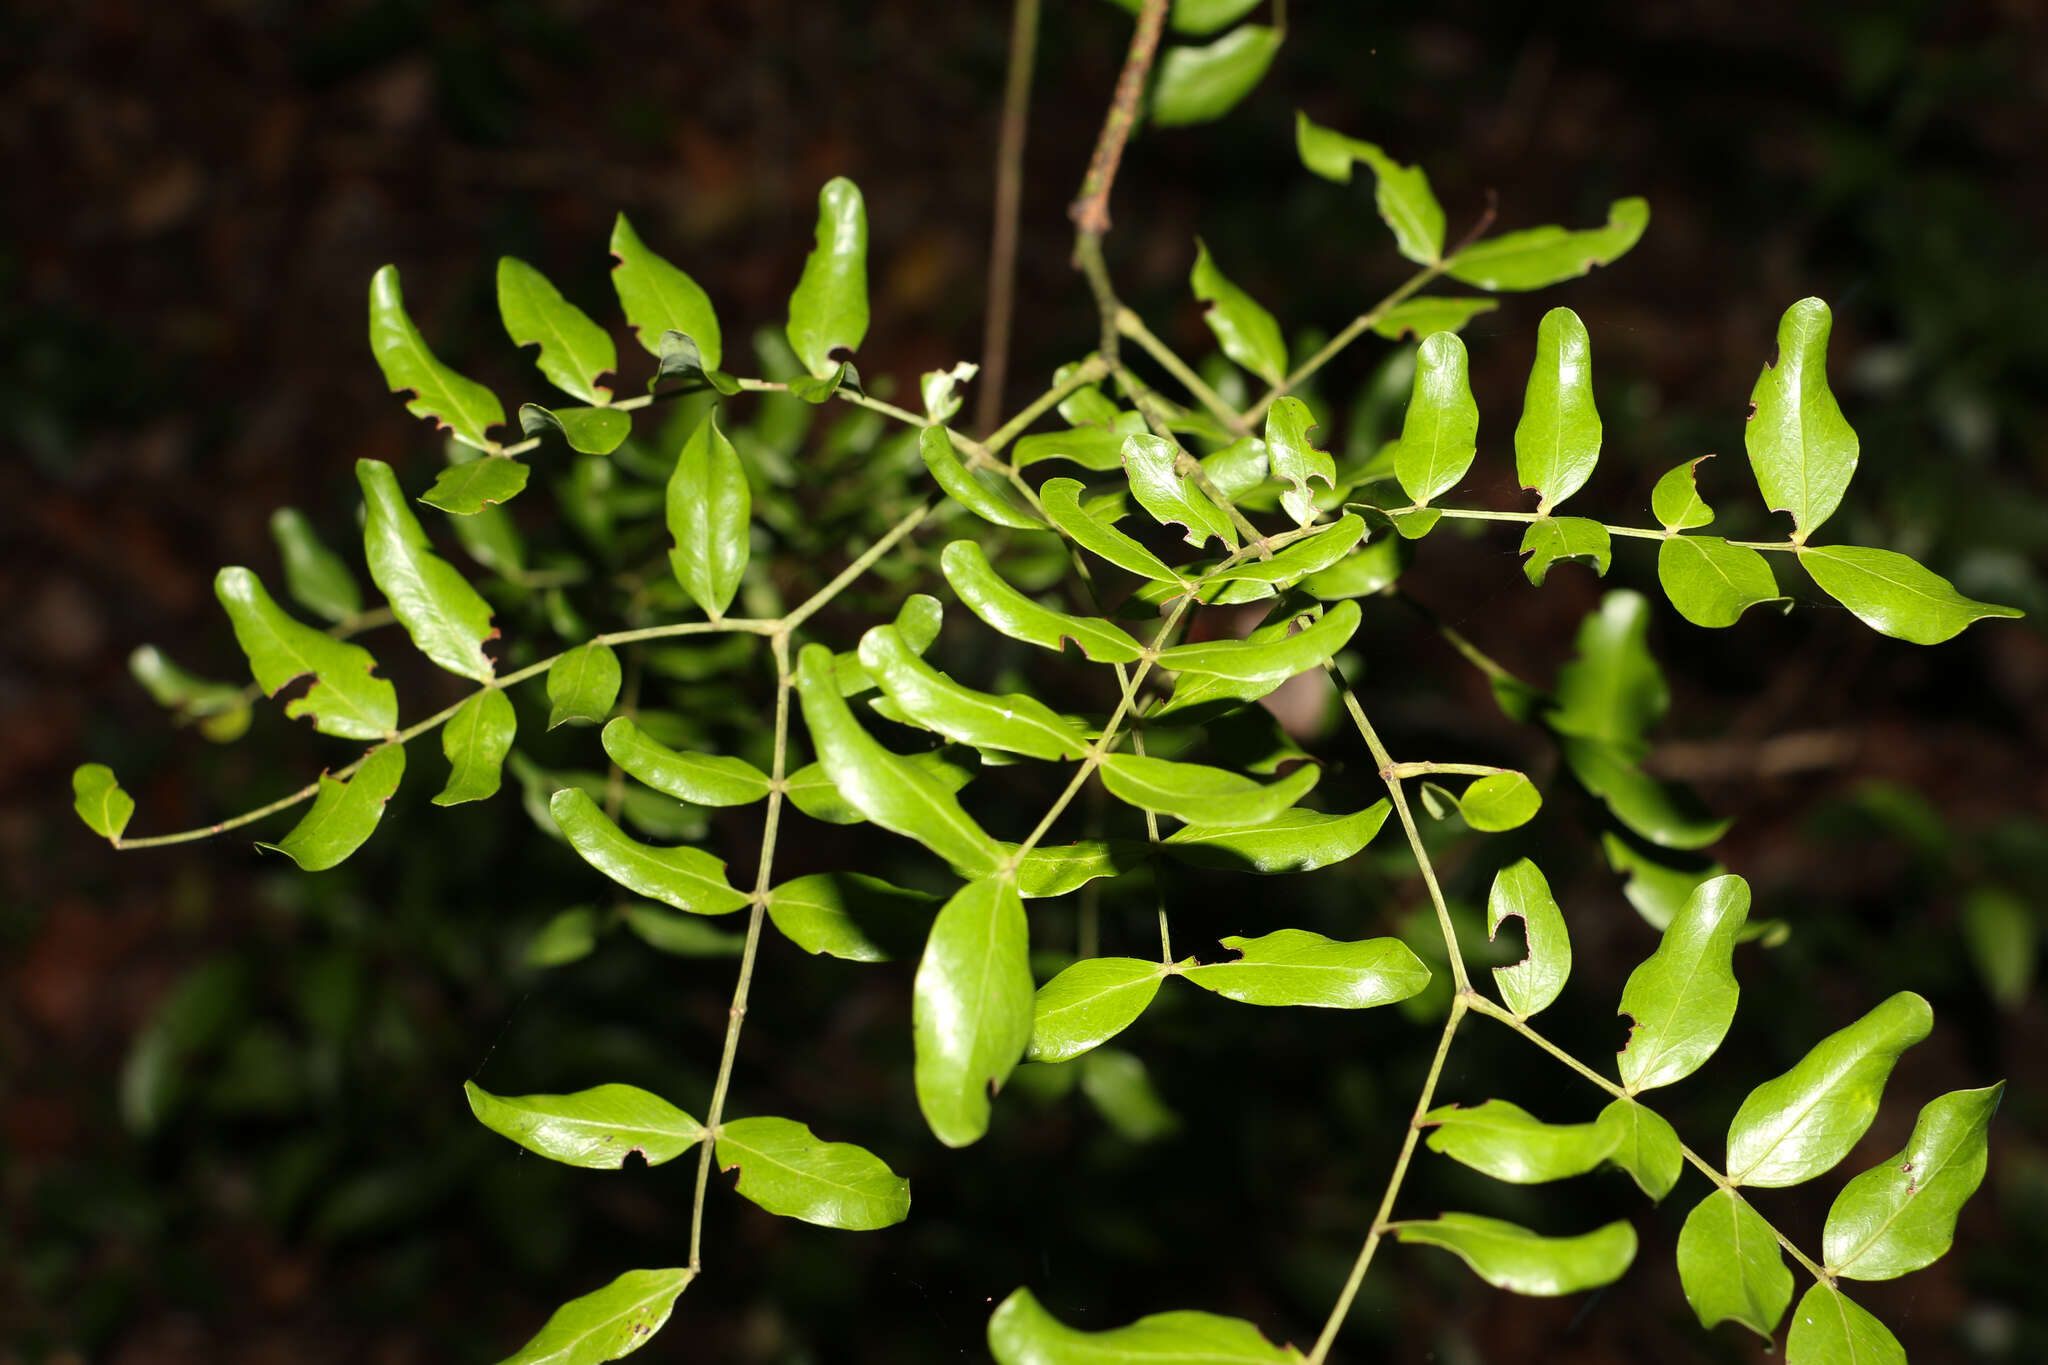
[6,1,2047,1362]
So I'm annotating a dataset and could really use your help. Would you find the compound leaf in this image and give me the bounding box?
[988,1287,1303,1365]
[435,687,516,805]
[1392,1214,1636,1296]
[1616,874,1750,1092]
[1487,857,1570,1017]
[1151,24,1282,128]
[611,212,721,367]
[1598,1097,1683,1201]
[1444,198,1649,292]
[367,264,504,452]
[1183,929,1429,1008]
[465,1081,702,1169]
[940,540,1145,663]
[914,874,1033,1147]
[1786,1285,1905,1365]
[1294,111,1445,265]
[1745,298,1856,542]
[602,718,770,807]
[548,641,621,729]
[716,1115,909,1231]
[1520,518,1611,586]
[270,508,362,623]
[1676,1188,1793,1341]
[858,624,1091,761]
[495,1267,692,1365]
[422,456,531,515]
[1162,801,1389,874]
[1659,536,1787,628]
[786,177,868,379]
[1393,332,1478,506]
[920,424,1041,530]
[1027,958,1167,1064]
[1191,239,1286,384]
[1154,599,1359,686]
[1515,307,1602,511]
[1824,1082,2002,1281]
[1799,544,2022,645]
[260,743,405,871]
[215,567,397,740]
[1124,433,1237,550]
[766,871,935,963]
[665,409,751,619]
[1422,1100,1620,1183]
[549,788,748,916]
[73,763,134,843]
[1099,754,1318,827]
[358,459,497,682]
[497,255,615,405]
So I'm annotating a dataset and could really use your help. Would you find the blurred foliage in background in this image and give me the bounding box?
[5,1,2045,1361]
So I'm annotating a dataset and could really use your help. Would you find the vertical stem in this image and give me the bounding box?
[977,0,1043,435]
[1068,0,1169,238]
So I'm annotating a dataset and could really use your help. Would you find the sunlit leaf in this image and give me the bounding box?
[666,409,751,620]
[270,508,362,623]
[612,212,721,367]
[549,788,748,915]
[1393,332,1478,506]
[495,1267,692,1365]
[1725,992,1933,1188]
[1190,239,1286,384]
[1518,517,1611,588]
[766,871,935,962]
[786,177,868,379]
[1371,296,1499,340]
[1785,1284,1905,1365]
[1294,111,1445,265]
[1422,1099,1620,1183]
[914,874,1033,1147]
[1184,929,1429,1008]
[716,1115,909,1230]
[435,687,516,805]
[920,424,1041,530]
[1745,298,1856,542]
[422,456,531,514]
[1459,771,1542,832]
[520,403,632,456]
[1616,874,1750,1092]
[1598,1097,1682,1201]
[941,540,1145,663]
[1027,958,1167,1063]
[73,763,134,843]
[987,1287,1303,1365]
[1155,599,1358,687]
[836,593,944,696]
[1123,432,1237,550]
[1651,456,1716,532]
[1487,858,1570,1017]
[358,459,497,682]
[859,623,1092,761]
[260,744,406,871]
[1163,801,1388,874]
[1799,544,2023,644]
[1151,25,1282,128]
[215,567,397,740]
[1099,754,1318,826]
[548,641,621,729]
[1824,1082,2002,1281]
[465,1081,703,1169]
[1445,198,1649,292]
[1040,478,1185,584]
[498,256,615,404]
[783,750,972,828]
[602,718,771,807]
[1657,535,1786,628]
[1514,308,1601,511]
[1392,1214,1636,1296]
[367,264,504,452]
[1676,1188,1793,1341]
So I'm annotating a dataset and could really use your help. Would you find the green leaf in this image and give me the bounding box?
[835,593,944,696]
[622,905,745,957]
[435,688,516,805]
[1204,515,1365,592]
[1549,590,1667,748]
[1799,544,2023,645]
[1601,833,1727,932]
[1099,754,1318,827]
[1519,518,1611,587]
[1027,958,1167,1063]
[465,1081,703,1169]
[1392,1214,1636,1296]
[1014,410,1148,472]
[1040,478,1185,584]
[650,329,741,396]
[716,1115,909,1231]
[1616,874,1750,1092]
[520,403,633,456]
[1745,298,1857,542]
[495,1267,692,1365]
[1191,239,1286,384]
[128,645,249,740]
[1561,737,1731,850]
[548,641,622,729]
[1515,308,1602,511]
[940,540,1145,663]
[1725,991,1933,1188]
[1824,1082,2002,1280]
[1150,25,1282,128]
[784,751,972,827]
[1487,858,1570,1017]
[1658,535,1786,628]
[1263,396,1336,526]
[611,212,721,367]
[1371,296,1499,340]
[548,788,748,916]
[858,624,1092,761]
[1459,771,1542,832]
[450,499,526,577]
[1293,111,1445,265]
[260,743,406,871]
[1393,332,1479,505]
[1651,456,1716,531]
[794,644,1002,874]
[367,264,505,452]
[215,567,397,740]
[1675,1188,1794,1341]
[997,840,1146,899]
[665,409,751,619]
[1123,433,1237,550]
[601,718,770,807]
[1445,198,1650,292]
[1163,801,1389,874]
[1155,599,1359,686]
[1080,1048,1181,1142]
[358,459,497,682]
[1389,506,1442,539]
[497,256,615,405]
[1785,1285,1905,1365]
[421,456,531,514]
[1422,1100,1621,1183]
[1962,888,2033,1010]
[1300,532,1410,599]
[786,177,868,379]
[987,1287,1303,1365]
[1184,929,1429,1008]
[526,906,600,967]
[919,424,1042,530]
[914,874,1033,1147]
[1598,1098,1683,1201]
[788,361,860,405]
[269,508,362,623]
[922,361,978,423]
[766,871,935,962]
[73,763,134,843]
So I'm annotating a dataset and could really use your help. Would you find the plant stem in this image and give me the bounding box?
[1116,306,1251,437]
[976,0,1042,436]
[1384,761,1507,780]
[985,353,1111,454]
[1392,590,1527,695]
[1244,263,1447,423]
[1068,0,1168,238]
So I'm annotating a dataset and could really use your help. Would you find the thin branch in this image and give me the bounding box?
[1116,306,1252,438]
[977,0,1043,435]
[1068,0,1170,238]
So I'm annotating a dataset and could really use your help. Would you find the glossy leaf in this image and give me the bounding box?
[422,456,531,514]
[1192,516,1366,592]
[1786,1285,1905,1365]
[1548,590,1667,748]
[988,1287,1303,1365]
[1520,518,1611,586]
[767,871,934,962]
[1659,535,1786,628]
[1561,737,1731,850]
[786,177,868,379]
[1445,198,1650,292]
[358,459,497,682]
[270,508,362,623]
[1422,1100,1620,1183]
[914,875,1033,1147]
[260,744,405,872]
[1800,544,2022,644]
[1616,874,1750,1092]
[215,567,397,740]
[435,687,516,805]
[1515,308,1602,511]
[549,788,748,916]
[1099,754,1318,827]
[1393,332,1478,505]
[611,212,720,366]
[1264,396,1335,526]
[498,256,615,404]
[1487,858,1570,1017]
[716,1115,910,1230]
[1163,801,1388,874]
[1460,771,1542,832]
[520,403,632,456]
[602,718,770,807]
[999,840,1145,899]
[666,409,751,619]
[73,763,134,843]
[1027,958,1166,1063]
[367,264,504,451]
[941,540,1145,662]
[1824,1082,2002,1280]
[1745,298,1856,542]
[794,644,1002,874]
[1150,25,1282,128]
[859,624,1091,761]
[1676,1188,1793,1341]
[548,641,621,729]
[1040,478,1184,584]
[783,750,971,827]
[920,424,1041,530]
[1184,929,1429,1008]
[1725,992,1933,1188]
[835,593,944,697]
[465,1081,702,1169]
[1294,111,1445,265]
[1155,599,1359,686]
[1191,239,1286,384]
[496,1267,691,1365]
[1371,295,1499,340]
[1651,456,1716,531]
[1599,1097,1683,1201]
[1123,432,1237,549]
[1392,1214,1636,1296]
